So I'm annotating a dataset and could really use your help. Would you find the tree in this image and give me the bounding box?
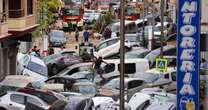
[33,0,63,37]
[93,13,115,33]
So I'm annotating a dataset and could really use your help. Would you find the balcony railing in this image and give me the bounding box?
[9,9,24,18]
[0,12,7,23]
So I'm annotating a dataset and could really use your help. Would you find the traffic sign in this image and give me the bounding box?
[156,58,168,72]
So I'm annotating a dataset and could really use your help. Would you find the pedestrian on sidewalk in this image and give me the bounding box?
[83,28,89,42]
[75,28,79,42]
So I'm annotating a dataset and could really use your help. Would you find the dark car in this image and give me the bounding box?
[43,51,82,76]
[49,30,66,47]
[17,87,65,105]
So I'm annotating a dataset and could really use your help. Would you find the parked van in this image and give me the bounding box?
[17,53,48,82]
[101,58,150,79]
[108,20,137,38]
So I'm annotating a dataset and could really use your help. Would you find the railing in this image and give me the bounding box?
[9,9,24,18]
[0,12,7,23]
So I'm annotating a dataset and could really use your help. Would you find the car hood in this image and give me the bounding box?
[98,88,119,97]
[92,97,115,107]
[147,79,172,87]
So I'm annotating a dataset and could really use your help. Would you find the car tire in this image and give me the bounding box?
[51,65,58,76]
[0,107,7,110]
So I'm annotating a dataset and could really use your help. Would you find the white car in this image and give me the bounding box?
[94,37,132,58]
[0,75,40,94]
[145,67,177,92]
[128,92,176,110]
[17,53,48,82]
[0,91,50,110]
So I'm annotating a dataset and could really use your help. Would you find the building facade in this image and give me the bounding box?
[0,0,38,80]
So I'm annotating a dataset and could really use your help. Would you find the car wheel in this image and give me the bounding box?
[0,107,7,110]
[51,65,58,76]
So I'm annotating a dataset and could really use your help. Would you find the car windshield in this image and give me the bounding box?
[126,36,138,42]
[38,93,57,104]
[27,61,48,76]
[52,31,65,38]
[76,85,96,94]
[125,49,148,58]
[154,25,168,32]
[136,73,159,83]
[63,8,80,16]
[104,79,119,89]
[43,54,62,63]
[126,7,134,16]
[111,25,119,33]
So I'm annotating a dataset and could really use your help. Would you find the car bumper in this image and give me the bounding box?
[50,42,65,47]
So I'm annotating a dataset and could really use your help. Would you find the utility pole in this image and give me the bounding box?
[119,0,125,109]
[160,0,164,57]
[142,0,146,48]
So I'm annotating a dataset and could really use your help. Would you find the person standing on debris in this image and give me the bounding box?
[92,56,109,81]
[75,28,79,42]
[103,27,112,39]
[83,28,89,42]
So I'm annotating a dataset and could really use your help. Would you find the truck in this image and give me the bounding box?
[116,2,143,20]
[62,4,84,31]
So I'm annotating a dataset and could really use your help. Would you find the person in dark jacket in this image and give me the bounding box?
[83,29,89,42]
[103,27,112,39]
[92,57,109,80]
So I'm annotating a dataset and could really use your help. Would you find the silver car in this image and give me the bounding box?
[49,30,66,47]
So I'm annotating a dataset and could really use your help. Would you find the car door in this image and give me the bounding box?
[163,72,176,92]
[9,94,26,110]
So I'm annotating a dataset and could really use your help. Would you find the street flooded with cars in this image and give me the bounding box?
[0,0,207,110]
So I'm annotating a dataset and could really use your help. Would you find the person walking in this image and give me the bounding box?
[83,29,89,42]
[75,28,79,42]
[92,56,109,81]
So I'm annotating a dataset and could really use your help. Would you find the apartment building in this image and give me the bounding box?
[0,0,38,80]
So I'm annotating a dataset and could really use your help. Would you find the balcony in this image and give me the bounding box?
[9,9,24,18]
[8,12,38,32]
